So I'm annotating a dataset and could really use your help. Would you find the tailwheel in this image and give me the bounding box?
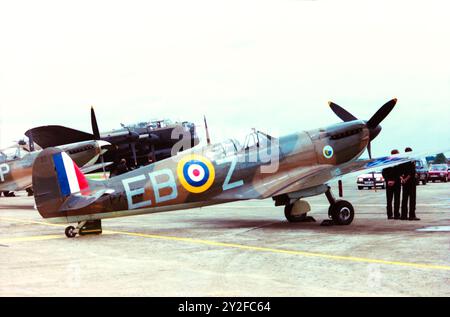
[64,220,102,238]
[65,226,76,238]
[329,200,354,225]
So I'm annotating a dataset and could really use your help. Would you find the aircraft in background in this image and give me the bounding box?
[31,98,423,238]
[0,140,109,196]
[25,108,199,173]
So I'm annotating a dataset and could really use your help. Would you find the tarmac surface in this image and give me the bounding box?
[0,180,449,296]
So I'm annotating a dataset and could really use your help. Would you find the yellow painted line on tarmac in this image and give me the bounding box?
[0,234,64,244]
[0,217,114,244]
[0,216,65,228]
[2,216,450,271]
[105,229,450,271]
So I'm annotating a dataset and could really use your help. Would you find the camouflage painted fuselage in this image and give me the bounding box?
[0,141,104,192]
[34,120,371,223]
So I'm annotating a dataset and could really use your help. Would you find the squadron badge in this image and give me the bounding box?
[323,145,334,159]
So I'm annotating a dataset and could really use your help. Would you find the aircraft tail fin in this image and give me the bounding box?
[32,148,110,220]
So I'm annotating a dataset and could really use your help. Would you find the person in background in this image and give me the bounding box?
[400,147,420,220]
[115,158,129,176]
[382,149,401,219]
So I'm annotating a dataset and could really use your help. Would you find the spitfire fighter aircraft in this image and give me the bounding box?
[32,98,411,238]
[0,140,109,196]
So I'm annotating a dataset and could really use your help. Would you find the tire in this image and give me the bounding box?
[357,186,363,190]
[284,204,307,223]
[65,226,76,238]
[329,200,354,225]
[422,180,427,185]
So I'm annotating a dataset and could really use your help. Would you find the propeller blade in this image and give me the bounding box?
[367,141,372,160]
[204,115,211,145]
[328,101,358,122]
[91,106,101,140]
[366,98,397,129]
[91,106,108,178]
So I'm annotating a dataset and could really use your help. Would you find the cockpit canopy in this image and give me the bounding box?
[0,145,28,162]
[242,130,275,151]
[204,130,276,160]
[206,139,241,159]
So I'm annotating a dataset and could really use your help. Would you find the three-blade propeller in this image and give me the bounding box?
[328,98,398,159]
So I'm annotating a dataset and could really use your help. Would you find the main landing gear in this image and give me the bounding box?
[283,186,354,225]
[65,220,102,238]
[324,187,354,225]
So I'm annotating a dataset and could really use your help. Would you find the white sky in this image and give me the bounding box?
[0,0,449,157]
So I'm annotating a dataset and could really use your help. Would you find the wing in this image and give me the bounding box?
[335,146,450,178]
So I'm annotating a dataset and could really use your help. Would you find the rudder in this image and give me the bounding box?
[32,148,90,219]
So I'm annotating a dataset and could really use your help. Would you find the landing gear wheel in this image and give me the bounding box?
[284,204,307,222]
[329,200,354,225]
[65,226,76,238]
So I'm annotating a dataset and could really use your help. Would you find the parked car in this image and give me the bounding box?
[415,159,429,185]
[357,172,385,190]
[428,164,448,182]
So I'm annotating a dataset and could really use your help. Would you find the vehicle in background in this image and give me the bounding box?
[415,159,429,185]
[357,172,385,190]
[428,164,448,182]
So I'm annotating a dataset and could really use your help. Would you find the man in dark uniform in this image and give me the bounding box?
[115,158,129,176]
[399,148,420,220]
[401,147,420,220]
[382,149,401,219]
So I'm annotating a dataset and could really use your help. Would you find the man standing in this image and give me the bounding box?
[402,147,420,220]
[382,150,401,219]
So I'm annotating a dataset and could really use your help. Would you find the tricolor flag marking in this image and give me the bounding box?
[53,152,89,196]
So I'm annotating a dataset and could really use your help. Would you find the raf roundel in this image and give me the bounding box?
[177,155,215,193]
[323,145,334,159]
